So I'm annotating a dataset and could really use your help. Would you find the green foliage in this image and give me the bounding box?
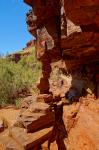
[0,47,41,105]
[18,47,41,69]
[15,98,22,108]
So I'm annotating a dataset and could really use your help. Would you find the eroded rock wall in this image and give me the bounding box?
[23,1,99,149]
[25,0,99,98]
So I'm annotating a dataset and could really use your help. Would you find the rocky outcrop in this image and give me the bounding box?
[0,98,99,150]
[26,40,36,47]
[8,40,35,63]
[64,0,99,27]
[26,0,62,94]
[25,0,99,99]
[0,101,54,150]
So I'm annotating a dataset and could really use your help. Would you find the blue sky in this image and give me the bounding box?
[0,0,33,55]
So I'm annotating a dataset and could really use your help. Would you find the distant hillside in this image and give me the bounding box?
[8,40,36,63]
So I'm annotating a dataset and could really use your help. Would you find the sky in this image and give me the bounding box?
[0,0,33,55]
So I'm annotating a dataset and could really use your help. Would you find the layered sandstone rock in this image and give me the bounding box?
[0,103,54,150]
[64,0,99,27]
[2,1,98,149]
[25,0,62,95]
[10,127,52,150]
[25,0,99,99]
[0,126,52,150]
[0,99,99,150]
[15,102,55,133]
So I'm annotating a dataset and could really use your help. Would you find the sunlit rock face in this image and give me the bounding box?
[63,100,99,150]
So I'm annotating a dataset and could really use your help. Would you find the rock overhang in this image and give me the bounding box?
[24,0,33,7]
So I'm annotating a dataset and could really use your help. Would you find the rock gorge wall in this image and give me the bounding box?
[8,0,98,150]
[25,0,99,98]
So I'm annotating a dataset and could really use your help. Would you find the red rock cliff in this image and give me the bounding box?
[24,0,99,149]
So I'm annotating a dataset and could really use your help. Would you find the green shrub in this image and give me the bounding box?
[0,48,41,105]
[15,98,22,108]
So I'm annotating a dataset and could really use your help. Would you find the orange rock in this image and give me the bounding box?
[64,0,99,26]
[10,127,52,150]
[37,94,53,103]
[0,130,23,150]
[16,102,55,133]
[63,100,99,150]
